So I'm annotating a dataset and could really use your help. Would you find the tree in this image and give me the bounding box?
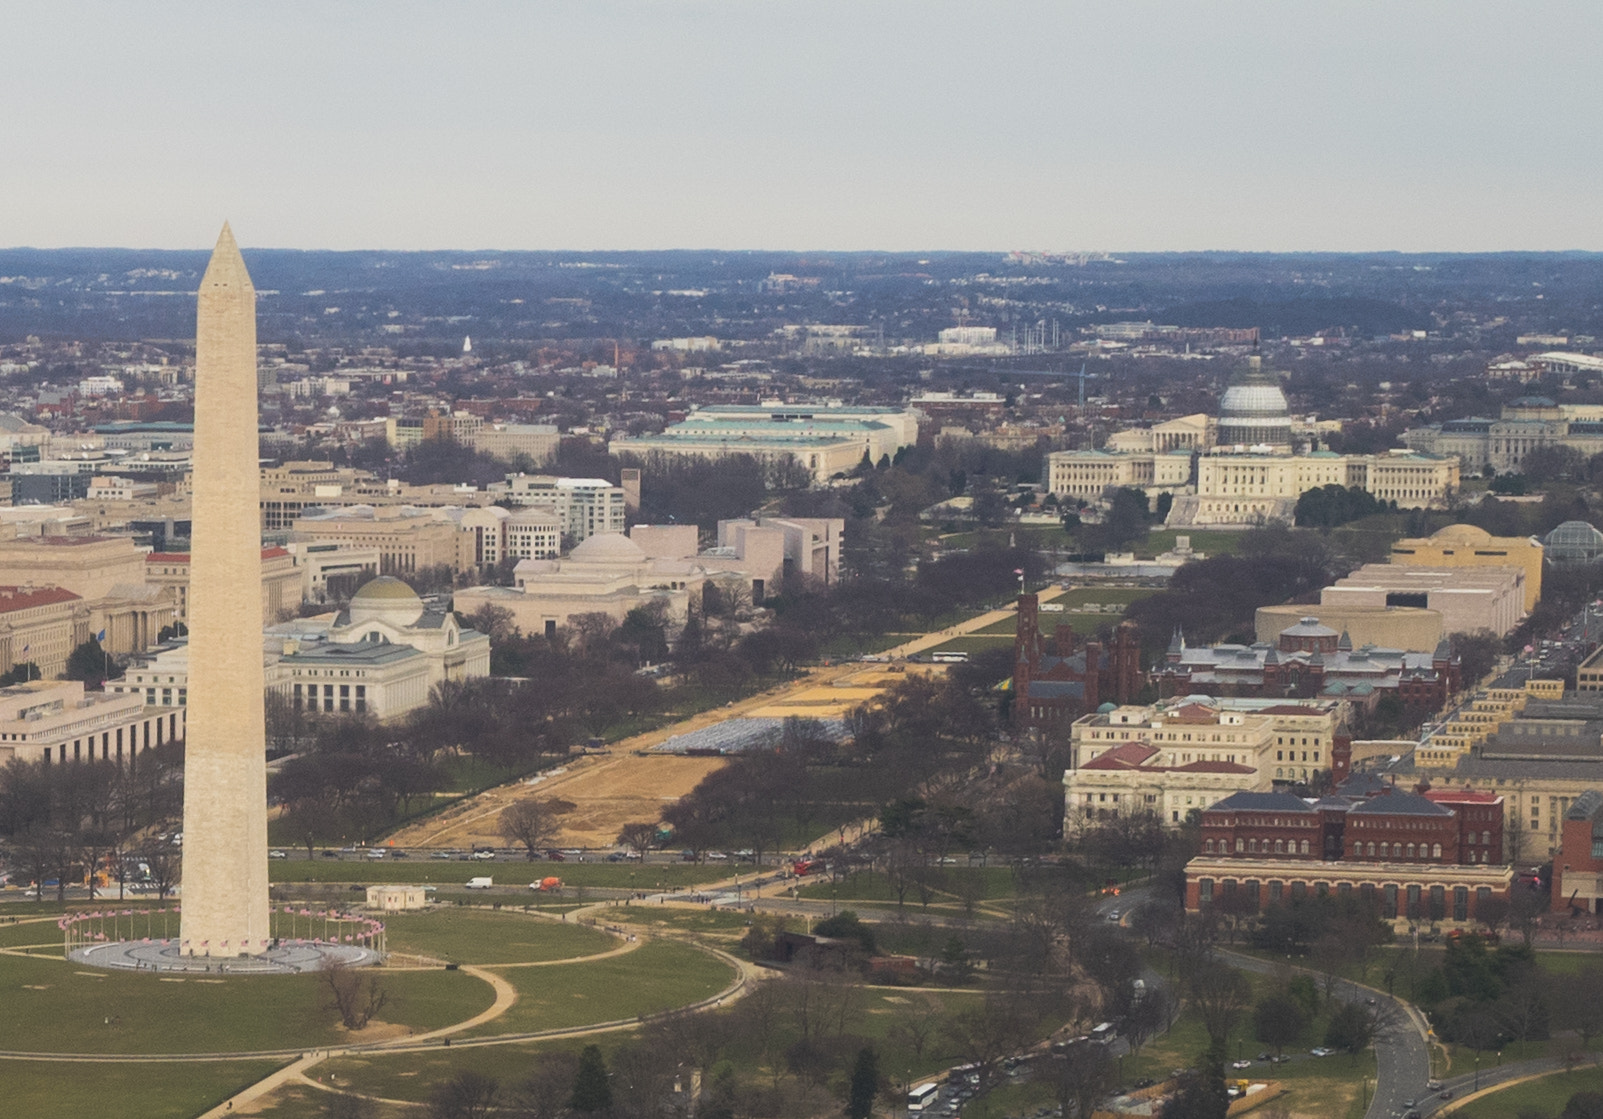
[1051,1042,1114,1119]
[1552,961,1603,1048]
[499,797,569,859]
[321,961,389,1030]
[616,821,658,861]
[1252,991,1308,1058]
[1188,963,1252,1050]
[1451,630,1501,687]
[846,1046,879,1119]
[1324,1000,1376,1059]
[570,1043,613,1113]
[1562,1091,1603,1119]
[428,1071,499,1119]
[64,639,109,688]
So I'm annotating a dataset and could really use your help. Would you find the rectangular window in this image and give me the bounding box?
[1453,886,1469,921]
[1406,884,1422,919]
[1290,881,1306,901]
[1383,883,1398,918]
[1198,879,1213,904]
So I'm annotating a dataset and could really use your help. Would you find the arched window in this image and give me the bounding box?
[1248,838,1258,853]
[1481,830,1491,846]
[1205,839,1214,853]
[1274,839,1284,854]
[1299,839,1309,855]
[1235,838,1244,853]
[1432,843,1442,859]
[1406,843,1416,859]
[1366,842,1375,857]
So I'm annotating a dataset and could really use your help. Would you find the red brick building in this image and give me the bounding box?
[1199,791,1322,860]
[1185,779,1512,920]
[1424,789,1505,867]
[1012,593,1141,730]
[1551,789,1603,915]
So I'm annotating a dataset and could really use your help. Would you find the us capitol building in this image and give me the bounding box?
[1046,354,1459,526]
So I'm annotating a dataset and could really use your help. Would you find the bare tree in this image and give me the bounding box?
[1187,961,1253,1050]
[1051,1042,1114,1119]
[616,821,658,861]
[321,961,390,1030]
[427,1071,498,1119]
[886,992,946,1064]
[498,797,571,860]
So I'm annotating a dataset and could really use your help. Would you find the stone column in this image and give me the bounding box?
[179,224,270,957]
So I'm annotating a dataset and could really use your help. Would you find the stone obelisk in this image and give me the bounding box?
[179,223,269,957]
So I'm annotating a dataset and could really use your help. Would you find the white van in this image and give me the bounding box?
[465,876,493,889]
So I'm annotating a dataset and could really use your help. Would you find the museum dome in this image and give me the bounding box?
[347,576,425,627]
[569,532,647,564]
[1218,354,1292,447]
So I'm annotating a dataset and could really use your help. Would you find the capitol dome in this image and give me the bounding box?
[347,576,425,627]
[569,532,647,564]
[1218,355,1292,448]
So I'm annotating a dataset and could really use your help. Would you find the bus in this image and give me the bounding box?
[907,1082,940,1112]
[931,651,970,663]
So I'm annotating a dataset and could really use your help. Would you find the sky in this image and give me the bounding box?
[6,1,1602,253]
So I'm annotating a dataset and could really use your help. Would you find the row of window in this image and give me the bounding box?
[292,683,368,714]
[1206,837,1311,855]
[1197,877,1490,921]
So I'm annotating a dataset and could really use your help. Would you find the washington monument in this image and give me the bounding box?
[179,224,270,956]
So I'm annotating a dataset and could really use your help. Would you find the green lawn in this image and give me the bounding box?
[465,939,735,1037]
[924,634,1016,656]
[1451,1065,1603,1118]
[1141,529,1245,558]
[796,867,1020,907]
[268,858,720,889]
[0,917,65,949]
[0,954,494,1054]
[315,1042,577,1109]
[605,906,762,937]
[382,909,614,965]
[0,1059,288,1119]
[321,984,983,1105]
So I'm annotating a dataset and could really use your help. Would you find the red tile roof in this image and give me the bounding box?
[0,586,82,611]
[1079,742,1160,770]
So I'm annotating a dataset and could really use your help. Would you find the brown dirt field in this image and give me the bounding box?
[389,587,1063,852]
[391,752,728,851]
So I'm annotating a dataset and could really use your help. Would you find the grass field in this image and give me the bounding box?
[923,634,1016,656]
[465,939,735,1037]
[1451,1065,1603,1118]
[1141,529,1246,557]
[0,953,494,1054]
[382,908,614,965]
[0,917,64,950]
[320,983,984,1105]
[0,1059,288,1119]
[268,858,721,889]
[795,867,1019,908]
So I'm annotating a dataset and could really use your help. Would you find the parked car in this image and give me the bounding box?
[268,850,287,860]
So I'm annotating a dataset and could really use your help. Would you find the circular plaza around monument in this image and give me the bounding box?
[59,904,387,974]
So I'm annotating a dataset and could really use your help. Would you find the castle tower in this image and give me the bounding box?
[179,224,269,957]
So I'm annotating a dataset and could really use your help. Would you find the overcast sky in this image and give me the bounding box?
[7,2,1601,252]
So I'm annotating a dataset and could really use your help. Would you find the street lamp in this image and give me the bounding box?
[1474,1053,1480,1092]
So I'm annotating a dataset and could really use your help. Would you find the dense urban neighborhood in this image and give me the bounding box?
[4,247,1603,1119]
